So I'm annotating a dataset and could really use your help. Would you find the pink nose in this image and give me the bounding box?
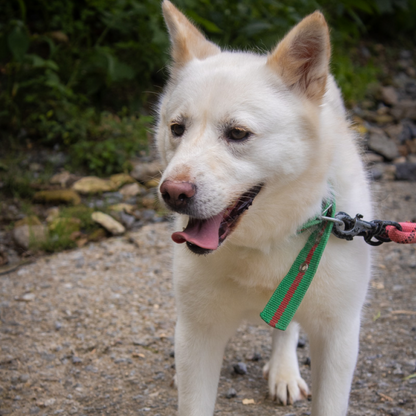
[160,180,196,210]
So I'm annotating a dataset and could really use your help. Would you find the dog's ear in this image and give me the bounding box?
[162,0,221,72]
[267,11,330,102]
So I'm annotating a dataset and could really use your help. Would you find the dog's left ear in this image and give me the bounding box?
[267,11,330,102]
[162,0,221,72]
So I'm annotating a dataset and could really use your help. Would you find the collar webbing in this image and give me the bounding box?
[260,198,336,331]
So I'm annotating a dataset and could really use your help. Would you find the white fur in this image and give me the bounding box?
[156,4,372,415]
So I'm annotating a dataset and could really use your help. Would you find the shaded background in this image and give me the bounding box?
[1,0,415,173]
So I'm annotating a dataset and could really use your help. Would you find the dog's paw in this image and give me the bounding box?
[263,361,309,405]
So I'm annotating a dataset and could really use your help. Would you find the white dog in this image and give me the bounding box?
[156,2,372,415]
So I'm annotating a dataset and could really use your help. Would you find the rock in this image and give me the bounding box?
[391,100,416,120]
[119,183,144,200]
[15,293,35,302]
[72,356,83,364]
[91,212,125,235]
[369,164,384,181]
[364,152,384,165]
[145,178,160,188]
[226,388,237,398]
[380,86,398,106]
[45,207,60,223]
[395,163,416,181]
[119,211,135,229]
[13,223,47,249]
[398,120,416,143]
[128,223,169,249]
[130,161,163,183]
[368,129,399,160]
[110,173,136,188]
[233,362,248,375]
[102,191,123,205]
[384,124,403,141]
[108,203,135,214]
[50,171,76,188]
[72,176,117,194]
[33,190,81,205]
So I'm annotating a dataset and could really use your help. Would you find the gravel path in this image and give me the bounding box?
[0,181,415,416]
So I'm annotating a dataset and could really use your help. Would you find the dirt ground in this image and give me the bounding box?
[0,180,415,416]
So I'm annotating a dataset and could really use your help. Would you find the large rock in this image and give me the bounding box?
[130,161,163,183]
[50,171,77,188]
[33,190,81,205]
[13,224,47,249]
[395,163,416,181]
[367,128,399,160]
[109,173,136,188]
[91,212,125,235]
[119,183,145,199]
[72,177,117,194]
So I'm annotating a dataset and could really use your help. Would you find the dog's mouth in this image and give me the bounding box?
[171,184,263,255]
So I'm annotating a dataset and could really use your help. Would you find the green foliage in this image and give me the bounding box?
[0,0,414,163]
[68,113,152,176]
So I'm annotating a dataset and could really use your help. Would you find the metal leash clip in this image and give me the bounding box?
[321,211,403,246]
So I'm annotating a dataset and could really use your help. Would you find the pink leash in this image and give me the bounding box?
[386,223,416,244]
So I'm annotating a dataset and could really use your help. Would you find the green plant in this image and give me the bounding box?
[69,113,152,175]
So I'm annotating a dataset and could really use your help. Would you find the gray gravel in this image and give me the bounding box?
[0,182,415,415]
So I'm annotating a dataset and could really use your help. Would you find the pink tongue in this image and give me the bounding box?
[171,212,224,250]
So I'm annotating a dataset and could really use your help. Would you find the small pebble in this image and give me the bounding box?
[233,362,247,375]
[226,388,237,398]
[72,356,83,364]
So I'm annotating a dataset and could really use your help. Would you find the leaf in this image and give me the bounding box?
[7,25,30,61]
[242,398,255,405]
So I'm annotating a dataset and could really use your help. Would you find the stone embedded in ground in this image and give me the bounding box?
[142,194,156,209]
[119,182,144,199]
[119,211,135,229]
[33,190,81,205]
[108,203,135,214]
[226,388,237,398]
[91,212,125,235]
[50,171,76,188]
[233,362,248,375]
[72,176,117,194]
[380,86,399,106]
[110,173,136,188]
[13,223,47,250]
[368,128,399,160]
[395,162,416,181]
[130,161,163,183]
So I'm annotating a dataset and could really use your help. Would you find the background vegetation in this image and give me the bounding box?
[0,0,415,174]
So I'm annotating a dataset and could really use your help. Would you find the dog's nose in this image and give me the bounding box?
[160,180,196,209]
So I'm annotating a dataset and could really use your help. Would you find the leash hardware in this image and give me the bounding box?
[328,212,402,246]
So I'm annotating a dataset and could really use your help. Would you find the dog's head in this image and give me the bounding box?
[156,0,332,254]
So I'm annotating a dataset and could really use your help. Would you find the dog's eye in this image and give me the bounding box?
[171,123,185,137]
[228,128,249,141]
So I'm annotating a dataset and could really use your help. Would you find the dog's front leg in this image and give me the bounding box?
[308,316,361,416]
[262,321,309,405]
[175,314,238,416]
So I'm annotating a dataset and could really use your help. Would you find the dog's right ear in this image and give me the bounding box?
[162,0,221,72]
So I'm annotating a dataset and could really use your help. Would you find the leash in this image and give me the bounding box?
[260,200,416,331]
